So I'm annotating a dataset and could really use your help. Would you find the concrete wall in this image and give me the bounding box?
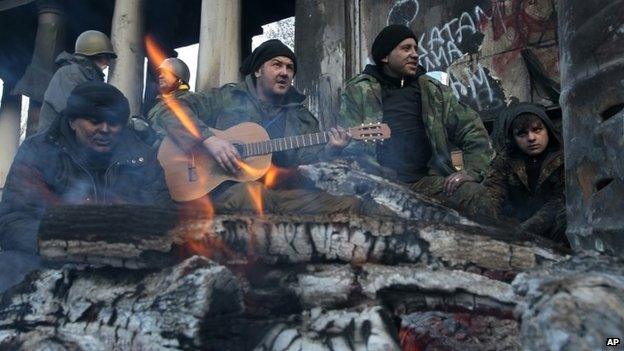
[296,0,560,131]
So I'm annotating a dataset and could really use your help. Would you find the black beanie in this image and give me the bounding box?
[239,39,297,75]
[371,25,417,65]
[65,81,130,126]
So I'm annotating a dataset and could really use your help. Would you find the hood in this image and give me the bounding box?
[501,102,562,152]
[362,64,426,88]
[54,52,104,79]
[55,52,88,66]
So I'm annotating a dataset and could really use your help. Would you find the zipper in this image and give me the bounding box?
[103,161,120,203]
[66,151,99,202]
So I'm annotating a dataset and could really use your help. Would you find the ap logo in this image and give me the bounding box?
[607,338,621,347]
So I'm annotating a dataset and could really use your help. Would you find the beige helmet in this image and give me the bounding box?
[74,30,117,58]
[157,58,190,84]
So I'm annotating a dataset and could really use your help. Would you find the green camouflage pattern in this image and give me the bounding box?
[147,88,214,153]
[481,149,566,241]
[199,75,324,167]
[339,72,495,181]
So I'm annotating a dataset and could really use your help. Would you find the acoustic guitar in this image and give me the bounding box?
[157,122,391,201]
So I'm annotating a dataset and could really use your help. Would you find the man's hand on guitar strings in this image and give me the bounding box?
[326,126,351,154]
[203,136,241,174]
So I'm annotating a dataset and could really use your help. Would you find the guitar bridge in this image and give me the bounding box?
[188,153,198,182]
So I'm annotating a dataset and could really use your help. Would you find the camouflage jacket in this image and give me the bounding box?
[482,102,566,240]
[483,148,564,237]
[339,66,494,181]
[199,75,323,168]
[147,88,214,153]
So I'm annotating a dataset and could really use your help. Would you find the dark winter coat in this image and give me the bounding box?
[38,52,105,131]
[0,115,173,255]
[483,103,566,241]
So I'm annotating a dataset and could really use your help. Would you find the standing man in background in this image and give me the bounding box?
[38,30,116,131]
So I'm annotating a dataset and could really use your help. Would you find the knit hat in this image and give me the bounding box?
[371,25,417,65]
[239,39,297,75]
[65,81,130,126]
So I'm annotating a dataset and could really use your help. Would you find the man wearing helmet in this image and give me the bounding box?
[146,57,214,151]
[38,30,117,131]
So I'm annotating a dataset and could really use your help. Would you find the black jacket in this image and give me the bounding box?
[0,115,173,254]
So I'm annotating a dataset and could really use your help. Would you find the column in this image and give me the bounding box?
[0,82,22,192]
[294,0,348,128]
[12,0,65,132]
[109,0,145,116]
[196,0,241,92]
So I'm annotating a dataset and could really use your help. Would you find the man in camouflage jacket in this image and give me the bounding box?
[147,57,212,151]
[150,41,387,216]
[339,25,494,211]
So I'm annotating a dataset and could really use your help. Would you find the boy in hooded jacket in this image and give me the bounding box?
[480,103,567,242]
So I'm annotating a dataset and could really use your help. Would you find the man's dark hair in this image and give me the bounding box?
[510,113,546,136]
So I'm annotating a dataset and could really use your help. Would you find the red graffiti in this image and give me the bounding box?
[488,0,557,73]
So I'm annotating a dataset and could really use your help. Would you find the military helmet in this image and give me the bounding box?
[157,58,191,84]
[75,30,117,58]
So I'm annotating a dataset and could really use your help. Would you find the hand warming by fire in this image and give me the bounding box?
[0,8,594,350]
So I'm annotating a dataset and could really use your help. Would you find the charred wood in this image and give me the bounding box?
[38,205,564,274]
[512,254,624,351]
[400,312,521,351]
[0,256,243,350]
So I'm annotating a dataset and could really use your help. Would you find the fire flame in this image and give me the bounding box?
[236,161,294,216]
[246,182,264,217]
[144,34,201,138]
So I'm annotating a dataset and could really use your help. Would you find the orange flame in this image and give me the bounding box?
[263,165,291,189]
[145,34,201,139]
[237,160,266,179]
[162,96,201,138]
[175,184,217,258]
[145,34,166,70]
[246,182,265,217]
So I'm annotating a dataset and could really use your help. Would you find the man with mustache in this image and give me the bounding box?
[339,25,494,212]
[0,81,172,293]
[477,103,566,241]
[39,30,117,132]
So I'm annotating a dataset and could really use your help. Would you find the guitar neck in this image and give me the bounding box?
[243,131,333,157]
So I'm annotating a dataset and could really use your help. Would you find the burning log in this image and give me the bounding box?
[38,205,564,274]
[38,204,178,269]
[254,306,401,351]
[512,254,624,351]
[239,264,518,317]
[400,312,521,351]
[298,158,479,225]
[0,256,243,350]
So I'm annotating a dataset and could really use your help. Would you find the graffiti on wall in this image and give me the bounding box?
[385,0,558,120]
